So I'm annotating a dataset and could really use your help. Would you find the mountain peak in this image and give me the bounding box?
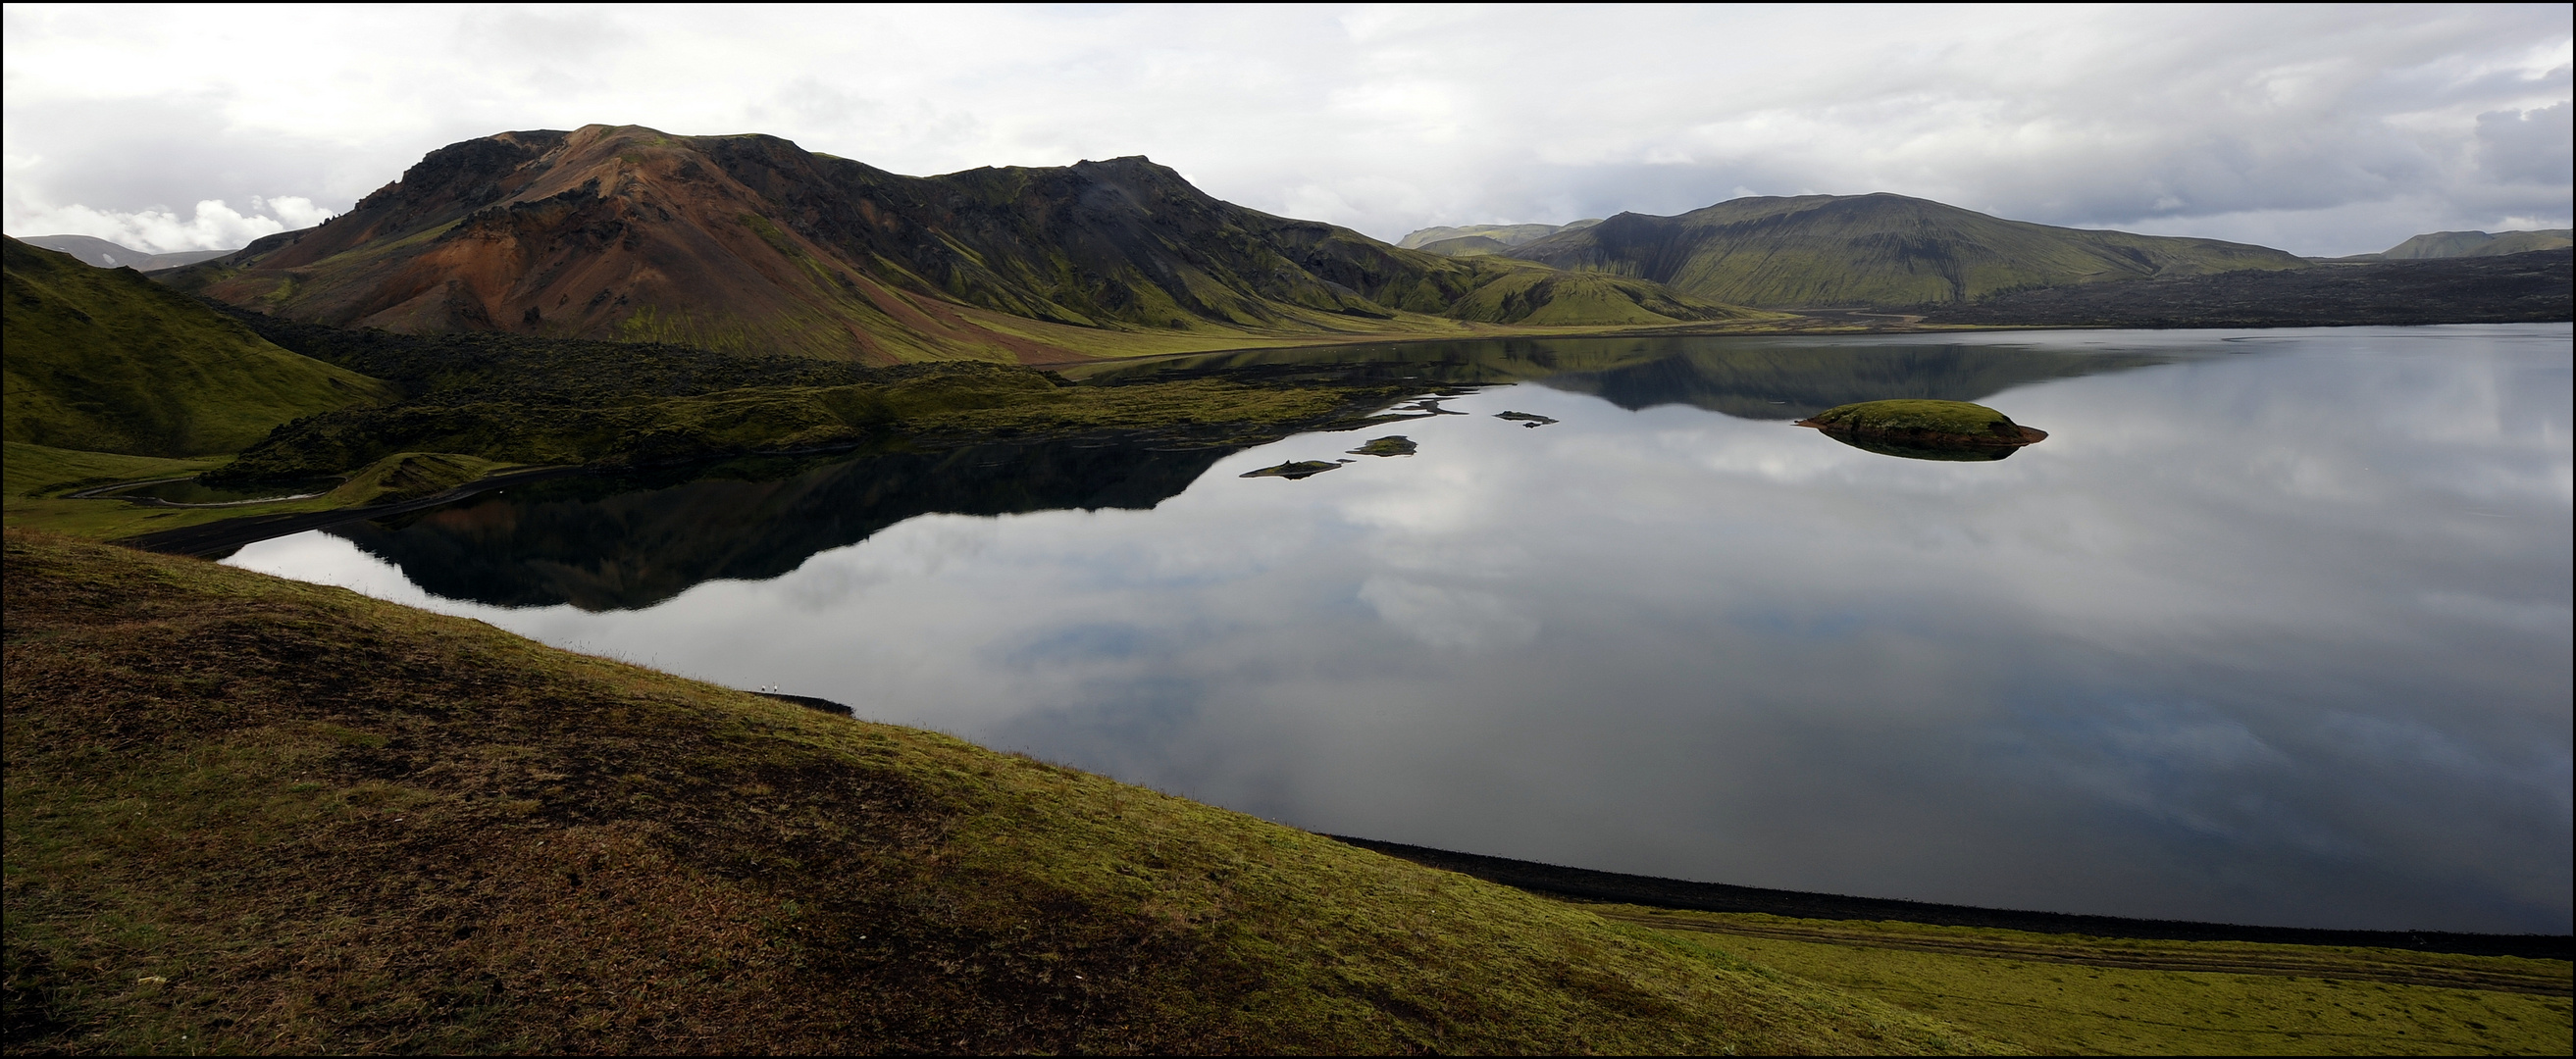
[163,126,1763,363]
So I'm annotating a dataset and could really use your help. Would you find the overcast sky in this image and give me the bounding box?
[4,3,2568,257]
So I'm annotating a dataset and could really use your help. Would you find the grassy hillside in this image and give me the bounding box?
[1,530,2000,1054]
[2366,229,2576,260]
[3,237,394,456]
[1608,907,2570,1055]
[1507,193,2307,308]
[160,126,1766,365]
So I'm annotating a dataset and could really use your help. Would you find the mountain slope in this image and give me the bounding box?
[1507,193,2307,308]
[1399,219,1601,251]
[163,126,1762,364]
[1921,249,2573,328]
[3,236,393,456]
[2370,228,2575,260]
[14,234,233,272]
[4,530,1996,1054]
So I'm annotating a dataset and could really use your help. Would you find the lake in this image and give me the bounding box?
[227,325,2574,934]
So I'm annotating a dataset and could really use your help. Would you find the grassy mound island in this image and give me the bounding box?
[1797,400,2048,450]
[2,530,2002,1054]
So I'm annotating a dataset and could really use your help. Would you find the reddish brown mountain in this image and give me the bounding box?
[167,126,1760,363]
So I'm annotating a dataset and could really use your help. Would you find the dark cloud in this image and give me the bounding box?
[2480,100,2574,185]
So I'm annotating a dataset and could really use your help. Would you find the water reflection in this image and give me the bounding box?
[1816,433,2021,461]
[330,334,2156,609]
[329,442,1234,611]
[1081,334,2170,420]
[231,327,2574,933]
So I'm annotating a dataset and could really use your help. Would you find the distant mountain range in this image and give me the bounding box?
[16,234,233,272]
[161,126,1763,364]
[1501,193,2307,308]
[2324,228,2573,262]
[114,123,2565,362]
[1399,220,1601,257]
[1923,248,2571,328]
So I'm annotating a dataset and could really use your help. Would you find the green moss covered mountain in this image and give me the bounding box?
[1505,192,2308,308]
[2346,228,2575,261]
[2,237,392,456]
[161,126,1769,364]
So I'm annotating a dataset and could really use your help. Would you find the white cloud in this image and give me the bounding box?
[3,4,2567,256]
[1,193,318,253]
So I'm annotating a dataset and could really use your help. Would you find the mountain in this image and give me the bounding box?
[1418,234,1513,256]
[2330,228,2575,262]
[1400,219,1603,254]
[14,234,234,272]
[1921,249,2572,328]
[163,126,1761,364]
[1505,193,2308,308]
[3,236,393,456]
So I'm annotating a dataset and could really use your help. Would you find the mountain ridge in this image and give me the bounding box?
[2327,228,2574,262]
[164,126,1769,364]
[13,234,233,272]
[1505,192,2308,308]
[1399,219,1602,253]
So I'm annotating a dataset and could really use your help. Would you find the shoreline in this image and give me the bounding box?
[1330,835,2574,960]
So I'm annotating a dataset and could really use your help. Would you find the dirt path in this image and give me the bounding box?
[1604,912,2574,996]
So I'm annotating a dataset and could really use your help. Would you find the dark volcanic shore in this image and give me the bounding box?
[1332,836,2574,960]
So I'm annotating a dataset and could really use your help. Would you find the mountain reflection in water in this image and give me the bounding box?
[233,328,2573,934]
[335,337,2154,610]
[1081,334,2168,420]
[330,443,1231,611]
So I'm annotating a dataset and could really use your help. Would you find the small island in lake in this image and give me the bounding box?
[1349,435,1417,456]
[1796,399,2047,460]
[1241,459,1343,479]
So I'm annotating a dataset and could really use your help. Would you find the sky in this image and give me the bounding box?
[4,3,2568,258]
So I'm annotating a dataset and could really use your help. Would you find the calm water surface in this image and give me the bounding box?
[228,326,2574,933]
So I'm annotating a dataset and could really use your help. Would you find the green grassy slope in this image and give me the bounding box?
[1508,193,2308,308]
[2,530,2003,1054]
[1608,907,2570,1055]
[3,237,394,455]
